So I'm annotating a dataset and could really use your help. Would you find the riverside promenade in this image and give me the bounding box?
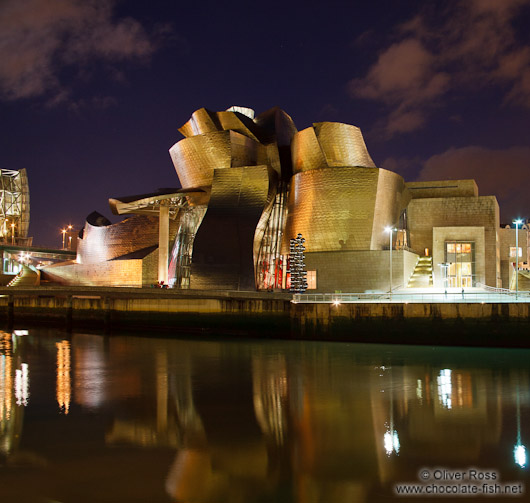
[1,286,530,347]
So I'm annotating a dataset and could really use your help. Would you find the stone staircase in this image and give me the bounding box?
[407,256,433,288]
[7,265,40,287]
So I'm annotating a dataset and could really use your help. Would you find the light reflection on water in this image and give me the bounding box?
[0,329,529,502]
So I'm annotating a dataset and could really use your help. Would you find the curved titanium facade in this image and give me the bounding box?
[169,109,409,289]
[77,214,179,264]
[191,165,275,290]
[169,107,294,290]
[292,122,375,174]
[178,107,261,141]
[282,167,405,253]
[169,131,266,189]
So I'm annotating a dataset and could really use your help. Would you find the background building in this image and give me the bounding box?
[499,222,530,289]
[0,169,30,247]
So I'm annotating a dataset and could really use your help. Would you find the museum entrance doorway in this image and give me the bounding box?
[445,242,475,288]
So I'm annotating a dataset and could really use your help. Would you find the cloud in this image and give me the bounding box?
[351,39,447,104]
[0,0,160,103]
[417,145,530,220]
[349,0,530,137]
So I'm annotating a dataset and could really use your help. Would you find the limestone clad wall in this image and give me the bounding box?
[305,249,419,293]
[432,227,485,287]
[498,227,530,289]
[405,180,478,199]
[407,196,500,286]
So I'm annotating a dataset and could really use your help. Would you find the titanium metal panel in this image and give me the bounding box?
[169,131,263,189]
[179,108,262,142]
[229,131,263,168]
[255,107,298,180]
[178,108,220,137]
[370,168,407,249]
[314,122,376,168]
[217,111,261,142]
[255,107,298,147]
[282,167,381,253]
[191,165,273,290]
[77,214,168,265]
[169,131,231,188]
[291,127,328,174]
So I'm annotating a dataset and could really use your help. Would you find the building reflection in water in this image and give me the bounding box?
[22,334,527,502]
[0,333,13,424]
[0,331,26,459]
[56,340,71,414]
[73,334,107,409]
[160,344,528,502]
[252,354,289,447]
[14,362,29,406]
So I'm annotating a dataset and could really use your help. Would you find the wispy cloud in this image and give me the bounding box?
[0,0,164,104]
[349,0,530,137]
[417,145,530,220]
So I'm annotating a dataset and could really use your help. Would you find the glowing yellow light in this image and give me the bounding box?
[56,340,71,414]
[1,333,13,421]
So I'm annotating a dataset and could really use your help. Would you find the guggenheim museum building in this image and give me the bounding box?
[44,106,515,293]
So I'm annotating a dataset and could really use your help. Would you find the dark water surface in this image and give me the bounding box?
[0,328,529,502]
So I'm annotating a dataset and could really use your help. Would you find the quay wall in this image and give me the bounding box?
[1,287,530,346]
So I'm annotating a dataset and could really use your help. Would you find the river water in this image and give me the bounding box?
[0,328,529,502]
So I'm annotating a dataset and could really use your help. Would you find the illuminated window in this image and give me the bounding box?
[307,270,317,289]
[445,241,475,288]
[510,247,522,258]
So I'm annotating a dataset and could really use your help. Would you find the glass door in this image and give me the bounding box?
[445,242,475,287]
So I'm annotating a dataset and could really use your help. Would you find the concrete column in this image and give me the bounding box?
[158,205,169,285]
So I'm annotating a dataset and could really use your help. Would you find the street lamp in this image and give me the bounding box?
[61,228,66,249]
[10,223,15,245]
[385,226,397,294]
[514,219,523,299]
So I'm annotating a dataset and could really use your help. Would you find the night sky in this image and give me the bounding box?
[1,0,530,247]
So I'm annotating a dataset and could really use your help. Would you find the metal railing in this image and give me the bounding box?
[475,282,513,294]
[292,289,530,304]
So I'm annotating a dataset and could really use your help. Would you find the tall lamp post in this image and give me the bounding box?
[385,226,396,294]
[514,219,523,300]
[61,228,66,250]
